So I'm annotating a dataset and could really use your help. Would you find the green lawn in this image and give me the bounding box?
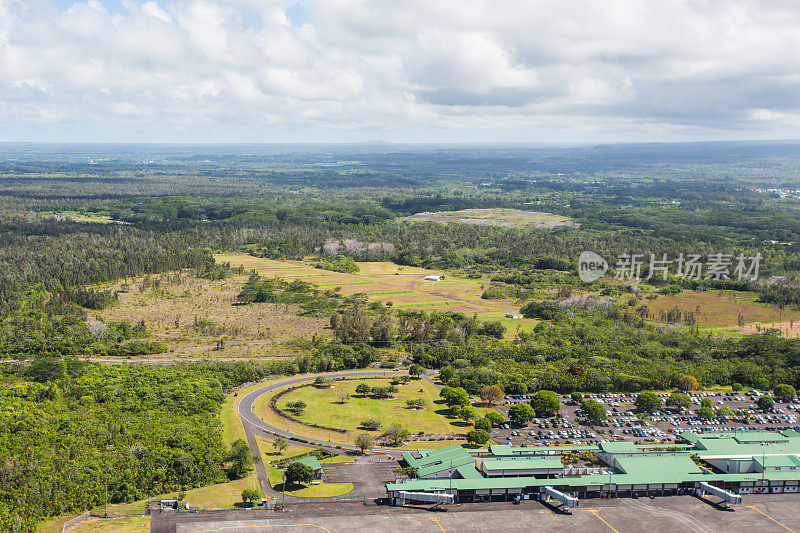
[71,517,150,533]
[395,439,472,450]
[220,393,245,446]
[277,377,497,435]
[256,437,354,498]
[37,514,81,533]
[92,471,260,516]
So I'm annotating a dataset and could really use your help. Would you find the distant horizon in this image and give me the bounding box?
[2,1,799,144]
[1,138,799,147]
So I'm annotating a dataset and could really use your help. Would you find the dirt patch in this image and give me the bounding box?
[96,272,329,357]
[406,208,576,229]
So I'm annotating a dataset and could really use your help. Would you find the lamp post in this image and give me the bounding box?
[282,464,287,510]
[104,467,108,518]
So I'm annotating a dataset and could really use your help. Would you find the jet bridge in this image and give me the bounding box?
[543,486,579,508]
[698,482,742,505]
[396,491,454,508]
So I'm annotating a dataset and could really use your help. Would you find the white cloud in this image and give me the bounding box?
[0,0,798,141]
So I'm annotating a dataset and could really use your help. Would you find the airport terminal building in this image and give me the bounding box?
[386,430,800,505]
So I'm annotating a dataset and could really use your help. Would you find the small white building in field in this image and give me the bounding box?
[506,313,523,319]
[424,275,441,281]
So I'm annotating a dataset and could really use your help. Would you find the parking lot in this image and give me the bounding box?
[493,390,800,447]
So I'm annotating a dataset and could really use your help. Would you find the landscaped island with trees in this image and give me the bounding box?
[3,142,800,530]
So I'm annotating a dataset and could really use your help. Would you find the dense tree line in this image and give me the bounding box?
[0,348,378,531]
[415,310,800,396]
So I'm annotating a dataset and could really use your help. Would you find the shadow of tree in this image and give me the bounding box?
[272,481,308,492]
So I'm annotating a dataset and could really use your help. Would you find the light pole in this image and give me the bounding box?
[104,467,108,518]
[281,464,287,510]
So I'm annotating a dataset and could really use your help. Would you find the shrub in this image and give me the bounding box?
[508,403,535,425]
[285,462,314,485]
[774,384,797,403]
[666,393,691,410]
[466,429,490,445]
[241,488,263,503]
[360,418,382,431]
[474,417,492,432]
[485,411,504,426]
[530,390,560,417]
[285,400,307,415]
[355,433,374,452]
[382,424,410,445]
[635,392,661,414]
[581,399,607,423]
[757,396,774,411]
[406,398,427,409]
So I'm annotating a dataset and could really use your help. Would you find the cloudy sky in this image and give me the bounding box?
[1,0,799,142]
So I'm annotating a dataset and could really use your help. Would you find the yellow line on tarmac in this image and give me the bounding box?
[747,505,797,533]
[387,509,399,528]
[429,515,447,532]
[586,510,620,533]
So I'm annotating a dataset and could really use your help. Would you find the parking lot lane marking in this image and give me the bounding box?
[747,505,797,533]
[191,524,333,533]
[386,509,399,529]
[429,515,447,533]
[586,510,620,533]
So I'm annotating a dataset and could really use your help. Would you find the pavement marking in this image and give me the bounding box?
[747,505,797,533]
[386,509,399,529]
[619,498,711,533]
[586,510,620,533]
[191,524,333,533]
[429,515,447,532]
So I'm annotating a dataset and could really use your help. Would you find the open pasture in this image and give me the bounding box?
[96,271,329,358]
[405,208,576,229]
[276,377,497,435]
[253,376,498,445]
[642,289,800,333]
[215,254,538,336]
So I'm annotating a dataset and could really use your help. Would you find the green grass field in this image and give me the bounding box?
[91,471,261,515]
[256,437,353,497]
[70,517,150,533]
[639,289,800,336]
[214,253,538,338]
[276,377,497,436]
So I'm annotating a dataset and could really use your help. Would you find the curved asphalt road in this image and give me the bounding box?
[238,370,416,456]
[237,370,418,503]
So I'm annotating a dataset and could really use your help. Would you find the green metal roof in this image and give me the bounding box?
[293,455,322,472]
[489,445,515,456]
[680,431,701,444]
[754,455,800,469]
[510,445,599,454]
[733,432,790,443]
[455,465,484,479]
[480,456,564,471]
[416,455,474,477]
[614,454,701,476]
[402,445,471,469]
[599,441,639,453]
[696,437,800,458]
[386,468,800,494]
